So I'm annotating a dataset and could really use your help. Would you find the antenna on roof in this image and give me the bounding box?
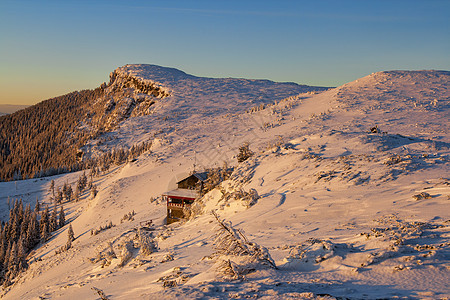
[193,151,196,173]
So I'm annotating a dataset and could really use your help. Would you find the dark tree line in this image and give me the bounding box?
[0,88,104,182]
[0,199,65,287]
[0,71,159,182]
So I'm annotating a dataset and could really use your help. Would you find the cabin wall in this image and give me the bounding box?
[177,176,199,189]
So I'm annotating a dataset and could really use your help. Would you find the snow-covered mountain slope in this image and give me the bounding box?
[0,69,449,299]
[82,64,328,159]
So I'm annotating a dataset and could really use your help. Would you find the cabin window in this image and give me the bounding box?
[169,198,183,204]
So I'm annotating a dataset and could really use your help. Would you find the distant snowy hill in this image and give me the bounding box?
[0,68,448,299]
[0,104,29,116]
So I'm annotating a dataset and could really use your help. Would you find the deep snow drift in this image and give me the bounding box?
[0,67,448,299]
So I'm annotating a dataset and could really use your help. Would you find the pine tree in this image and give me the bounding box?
[17,238,27,271]
[40,205,49,234]
[55,187,63,204]
[74,186,80,202]
[41,223,48,243]
[3,241,11,272]
[65,224,75,250]
[10,213,20,243]
[58,206,65,228]
[91,185,98,199]
[0,237,6,269]
[7,241,18,276]
[67,224,74,243]
[34,197,40,214]
[64,184,73,202]
[50,179,55,196]
[27,212,40,247]
[49,206,58,232]
[77,171,87,191]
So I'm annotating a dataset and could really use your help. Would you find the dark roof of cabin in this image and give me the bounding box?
[176,172,208,184]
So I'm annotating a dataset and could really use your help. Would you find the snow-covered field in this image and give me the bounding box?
[0,66,448,299]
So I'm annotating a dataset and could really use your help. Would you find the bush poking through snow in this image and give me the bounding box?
[90,242,117,268]
[412,192,432,200]
[220,188,260,208]
[91,287,109,300]
[384,155,402,165]
[121,210,136,223]
[137,228,156,256]
[237,142,254,163]
[160,253,174,263]
[212,211,276,280]
[118,240,134,267]
[183,199,205,220]
[91,185,98,199]
[217,259,243,281]
[91,221,114,236]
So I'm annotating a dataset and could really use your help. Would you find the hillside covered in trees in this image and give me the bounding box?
[0,89,103,181]
[0,67,173,182]
[0,65,325,182]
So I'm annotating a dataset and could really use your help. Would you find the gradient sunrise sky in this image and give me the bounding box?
[1,0,449,105]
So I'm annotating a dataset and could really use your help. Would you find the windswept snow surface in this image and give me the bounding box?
[82,64,328,160]
[1,68,449,299]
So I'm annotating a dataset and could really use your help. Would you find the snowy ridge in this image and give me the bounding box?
[82,64,328,159]
[0,68,449,299]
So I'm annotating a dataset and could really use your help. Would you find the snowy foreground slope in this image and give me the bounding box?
[0,67,449,299]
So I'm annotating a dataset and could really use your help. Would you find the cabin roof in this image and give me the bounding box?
[162,188,198,199]
[175,172,208,184]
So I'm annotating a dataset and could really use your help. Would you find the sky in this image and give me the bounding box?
[0,0,449,105]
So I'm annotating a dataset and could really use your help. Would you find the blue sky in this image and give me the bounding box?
[1,0,449,105]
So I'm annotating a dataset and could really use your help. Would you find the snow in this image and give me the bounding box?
[0,66,449,299]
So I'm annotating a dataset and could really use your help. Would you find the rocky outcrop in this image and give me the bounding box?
[88,68,171,132]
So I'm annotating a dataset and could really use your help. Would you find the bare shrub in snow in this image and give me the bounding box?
[90,242,117,268]
[201,163,233,195]
[286,238,348,265]
[137,228,156,256]
[183,198,205,220]
[220,188,259,208]
[237,142,254,163]
[118,240,134,267]
[160,253,174,263]
[91,221,114,235]
[162,280,177,288]
[91,184,98,199]
[91,286,109,300]
[212,211,276,280]
[384,155,402,165]
[216,258,244,281]
[121,210,136,223]
[412,192,432,200]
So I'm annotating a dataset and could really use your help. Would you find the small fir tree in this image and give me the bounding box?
[34,197,40,214]
[67,224,74,243]
[237,142,254,163]
[58,206,65,228]
[40,223,49,243]
[49,206,58,232]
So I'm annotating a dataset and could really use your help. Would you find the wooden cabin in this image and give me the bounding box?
[162,172,207,224]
